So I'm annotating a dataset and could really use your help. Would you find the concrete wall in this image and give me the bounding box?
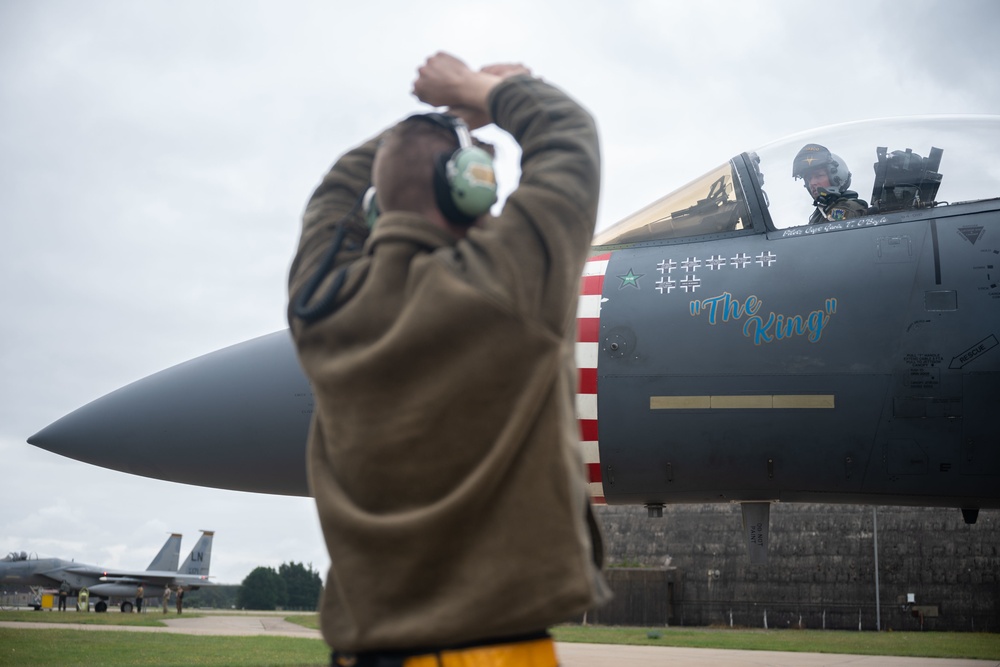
[592,504,999,632]
[586,568,677,627]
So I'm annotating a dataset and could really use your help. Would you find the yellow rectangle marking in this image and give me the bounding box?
[650,394,835,409]
[772,394,835,409]
[712,395,772,409]
[650,396,711,410]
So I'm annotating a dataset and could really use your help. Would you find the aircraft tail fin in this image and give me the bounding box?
[146,533,182,571]
[178,530,214,577]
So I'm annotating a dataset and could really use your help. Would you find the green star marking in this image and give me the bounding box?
[618,269,643,289]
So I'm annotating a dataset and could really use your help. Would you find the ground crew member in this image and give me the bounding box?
[162,585,171,614]
[135,583,144,613]
[58,580,70,611]
[288,52,610,666]
[793,143,868,224]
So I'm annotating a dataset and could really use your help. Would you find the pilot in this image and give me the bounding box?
[287,52,610,667]
[793,143,869,224]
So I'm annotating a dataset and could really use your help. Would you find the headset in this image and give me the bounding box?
[295,114,497,325]
[365,113,498,227]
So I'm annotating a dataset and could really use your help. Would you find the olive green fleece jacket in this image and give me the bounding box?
[288,75,610,653]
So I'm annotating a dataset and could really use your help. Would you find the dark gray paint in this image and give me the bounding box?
[30,332,312,496]
[598,200,1000,509]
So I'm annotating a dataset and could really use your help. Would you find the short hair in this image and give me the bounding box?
[373,116,460,216]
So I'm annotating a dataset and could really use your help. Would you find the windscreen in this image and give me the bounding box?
[592,162,749,247]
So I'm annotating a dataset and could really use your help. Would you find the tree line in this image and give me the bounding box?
[184,561,323,611]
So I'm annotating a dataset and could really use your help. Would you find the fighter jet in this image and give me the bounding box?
[0,531,215,612]
[28,115,1000,562]
[0,533,180,594]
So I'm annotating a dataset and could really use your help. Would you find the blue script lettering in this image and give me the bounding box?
[692,293,837,345]
[693,292,762,324]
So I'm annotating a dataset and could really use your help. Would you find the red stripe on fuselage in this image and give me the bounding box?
[578,252,610,503]
[580,274,605,295]
[579,419,598,442]
[577,318,600,343]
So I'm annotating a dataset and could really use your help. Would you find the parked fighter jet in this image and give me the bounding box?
[28,115,1000,562]
[0,531,215,612]
[0,533,180,594]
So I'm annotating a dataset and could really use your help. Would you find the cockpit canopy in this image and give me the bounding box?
[593,115,1000,247]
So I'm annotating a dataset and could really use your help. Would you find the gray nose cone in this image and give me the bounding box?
[28,330,313,497]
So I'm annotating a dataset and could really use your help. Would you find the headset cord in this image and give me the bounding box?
[292,191,366,324]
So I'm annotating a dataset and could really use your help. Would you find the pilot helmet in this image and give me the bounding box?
[792,143,852,194]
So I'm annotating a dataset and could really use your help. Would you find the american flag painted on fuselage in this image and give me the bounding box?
[577,252,609,504]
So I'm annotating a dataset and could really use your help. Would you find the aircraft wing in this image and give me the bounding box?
[98,569,214,586]
[0,568,61,588]
[95,529,217,586]
[26,568,75,585]
[62,565,110,578]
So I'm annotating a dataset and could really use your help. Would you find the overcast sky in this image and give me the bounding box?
[2,0,998,586]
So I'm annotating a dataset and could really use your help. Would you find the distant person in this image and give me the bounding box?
[162,585,171,614]
[135,583,144,613]
[793,143,868,224]
[288,52,610,666]
[58,580,70,611]
[175,587,184,614]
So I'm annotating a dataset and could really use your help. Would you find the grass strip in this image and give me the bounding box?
[0,610,189,627]
[2,615,998,664]
[0,628,328,666]
[552,624,1000,660]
